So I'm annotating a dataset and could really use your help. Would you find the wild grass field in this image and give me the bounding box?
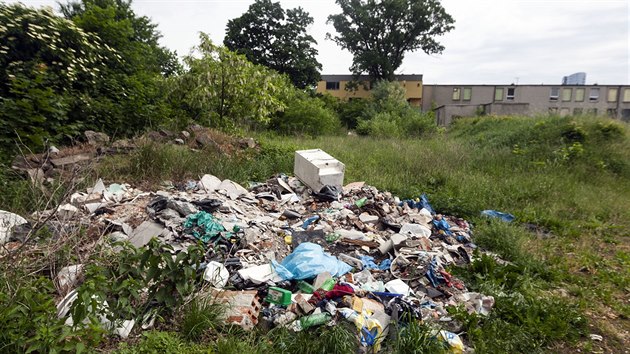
[1,114,628,352]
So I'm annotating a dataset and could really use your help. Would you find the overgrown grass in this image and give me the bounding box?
[3,114,628,352]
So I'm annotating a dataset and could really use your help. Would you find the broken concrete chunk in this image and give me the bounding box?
[217,179,249,199]
[167,200,198,216]
[84,130,110,146]
[400,223,432,238]
[128,221,164,248]
[200,174,222,192]
[50,153,93,167]
[359,213,379,224]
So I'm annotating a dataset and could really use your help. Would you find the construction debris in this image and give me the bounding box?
[7,150,497,351]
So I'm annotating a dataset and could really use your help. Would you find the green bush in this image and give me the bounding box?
[353,81,436,138]
[0,272,103,353]
[272,92,341,136]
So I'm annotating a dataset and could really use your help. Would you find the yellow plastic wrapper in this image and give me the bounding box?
[438,330,464,354]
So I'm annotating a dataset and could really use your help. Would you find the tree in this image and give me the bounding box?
[327,0,454,81]
[59,0,181,133]
[0,3,110,150]
[224,0,321,89]
[176,33,293,130]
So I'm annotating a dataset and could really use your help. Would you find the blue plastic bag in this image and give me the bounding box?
[400,193,435,215]
[481,210,515,222]
[272,242,352,280]
[359,255,392,271]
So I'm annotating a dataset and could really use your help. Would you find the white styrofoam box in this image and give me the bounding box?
[294,149,345,192]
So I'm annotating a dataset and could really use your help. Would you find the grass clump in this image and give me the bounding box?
[179,297,225,341]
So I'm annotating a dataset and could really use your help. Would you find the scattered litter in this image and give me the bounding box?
[15,153,498,352]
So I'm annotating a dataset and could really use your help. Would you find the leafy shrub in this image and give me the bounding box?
[0,272,103,353]
[354,81,436,138]
[72,240,205,329]
[176,34,293,130]
[272,92,341,136]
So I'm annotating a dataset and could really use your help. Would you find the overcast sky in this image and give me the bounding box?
[12,0,630,84]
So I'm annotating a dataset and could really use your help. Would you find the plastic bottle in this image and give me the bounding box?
[300,312,332,329]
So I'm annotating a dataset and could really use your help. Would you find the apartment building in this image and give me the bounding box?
[422,84,630,125]
[316,74,423,107]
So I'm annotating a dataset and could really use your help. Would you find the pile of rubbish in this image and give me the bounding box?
[2,150,497,353]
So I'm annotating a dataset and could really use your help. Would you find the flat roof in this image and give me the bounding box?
[320,74,423,81]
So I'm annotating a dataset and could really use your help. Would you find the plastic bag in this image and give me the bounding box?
[184,211,226,243]
[272,242,352,280]
[192,199,222,213]
[314,185,341,202]
[481,209,515,222]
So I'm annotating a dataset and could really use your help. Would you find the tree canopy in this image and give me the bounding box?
[327,0,454,81]
[224,0,321,89]
[177,33,293,130]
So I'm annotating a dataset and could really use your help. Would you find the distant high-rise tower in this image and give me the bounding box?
[562,72,586,85]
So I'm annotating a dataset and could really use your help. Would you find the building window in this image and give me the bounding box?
[548,107,558,114]
[587,108,598,115]
[575,88,585,102]
[608,88,618,102]
[622,109,630,122]
[452,87,461,100]
[607,108,617,117]
[506,87,515,100]
[463,87,472,101]
[562,88,572,102]
[623,88,630,102]
[325,81,340,90]
[549,87,559,101]
[495,88,504,101]
[589,88,600,101]
[573,108,583,116]
[560,108,570,117]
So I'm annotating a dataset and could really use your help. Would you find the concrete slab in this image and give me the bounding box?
[129,221,164,248]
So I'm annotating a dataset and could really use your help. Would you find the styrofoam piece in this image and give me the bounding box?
[294,149,345,192]
[238,263,283,284]
[203,261,230,288]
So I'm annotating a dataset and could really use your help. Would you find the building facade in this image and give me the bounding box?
[422,84,630,125]
[316,74,423,107]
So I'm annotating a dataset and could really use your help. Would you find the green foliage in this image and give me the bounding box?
[180,297,225,341]
[0,3,109,150]
[451,255,587,353]
[0,1,179,155]
[97,139,295,187]
[388,320,448,353]
[72,240,205,327]
[355,81,435,137]
[264,325,358,354]
[0,271,103,353]
[335,97,369,129]
[115,331,210,354]
[272,92,341,136]
[327,0,454,80]
[177,34,293,130]
[61,0,181,134]
[224,0,321,88]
